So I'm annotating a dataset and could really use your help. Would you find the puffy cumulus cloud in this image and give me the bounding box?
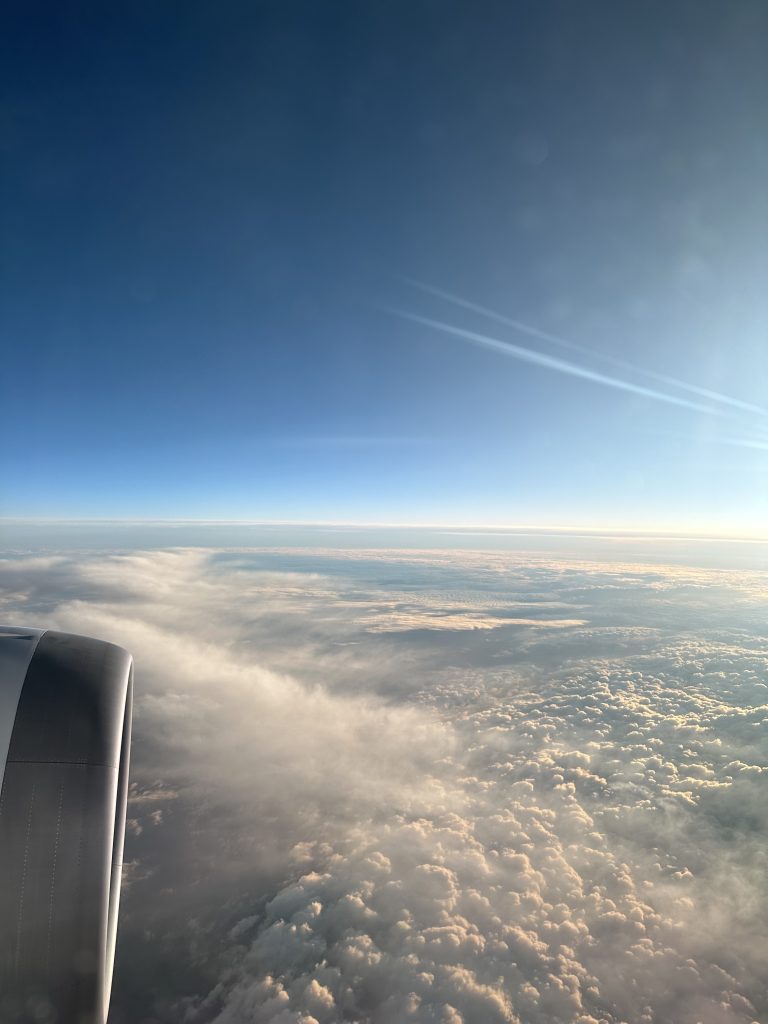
[1,546,768,1023]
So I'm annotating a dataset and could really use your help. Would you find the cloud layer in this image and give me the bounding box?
[1,546,767,1023]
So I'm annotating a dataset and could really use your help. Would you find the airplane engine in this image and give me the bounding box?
[0,627,133,1024]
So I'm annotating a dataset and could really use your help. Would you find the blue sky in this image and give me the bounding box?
[2,1,767,529]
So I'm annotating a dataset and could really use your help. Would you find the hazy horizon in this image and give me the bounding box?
[4,520,768,574]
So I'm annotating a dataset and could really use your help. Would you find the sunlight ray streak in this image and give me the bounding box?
[389,308,725,416]
[405,279,768,417]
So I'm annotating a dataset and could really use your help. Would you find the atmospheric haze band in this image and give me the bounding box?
[0,629,133,1024]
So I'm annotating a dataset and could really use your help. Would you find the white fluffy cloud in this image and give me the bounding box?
[1,546,767,1024]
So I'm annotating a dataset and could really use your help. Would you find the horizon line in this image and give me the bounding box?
[2,517,768,544]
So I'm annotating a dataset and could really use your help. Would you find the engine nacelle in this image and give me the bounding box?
[0,627,133,1024]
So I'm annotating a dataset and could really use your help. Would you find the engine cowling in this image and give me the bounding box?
[0,627,133,1024]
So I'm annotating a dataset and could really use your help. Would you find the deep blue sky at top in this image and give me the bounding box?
[2,1,767,528]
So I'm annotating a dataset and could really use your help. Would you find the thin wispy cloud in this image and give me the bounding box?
[405,279,768,418]
[387,308,724,416]
[272,435,433,449]
[640,426,768,457]
[705,435,768,452]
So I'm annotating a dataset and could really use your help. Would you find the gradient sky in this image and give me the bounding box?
[2,1,767,529]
